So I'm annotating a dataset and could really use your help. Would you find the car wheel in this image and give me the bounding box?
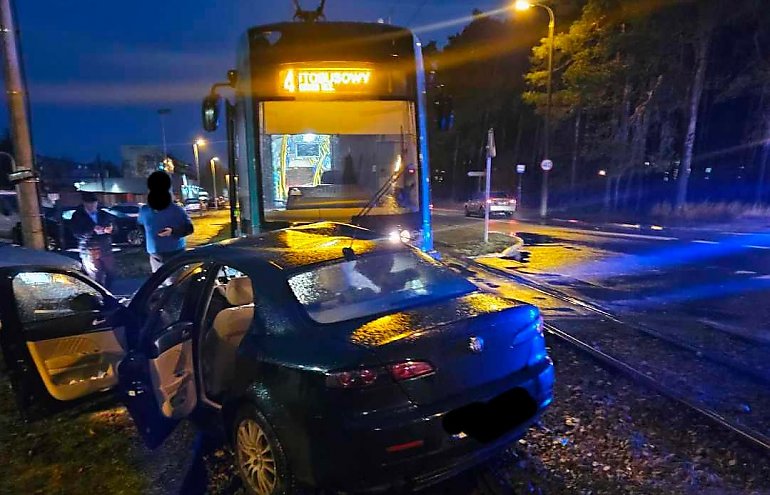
[127,228,145,247]
[464,206,471,217]
[233,404,293,495]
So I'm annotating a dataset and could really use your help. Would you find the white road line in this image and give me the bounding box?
[692,239,719,244]
[585,230,678,242]
[746,245,770,250]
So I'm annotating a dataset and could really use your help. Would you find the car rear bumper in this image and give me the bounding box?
[301,359,554,492]
[489,204,516,213]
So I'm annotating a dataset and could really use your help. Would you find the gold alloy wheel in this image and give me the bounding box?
[237,418,278,495]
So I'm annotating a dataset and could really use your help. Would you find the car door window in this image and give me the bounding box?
[13,271,104,324]
[145,263,204,335]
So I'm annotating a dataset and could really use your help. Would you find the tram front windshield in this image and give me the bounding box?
[258,100,420,223]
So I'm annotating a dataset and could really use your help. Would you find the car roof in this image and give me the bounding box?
[189,222,402,272]
[0,245,81,270]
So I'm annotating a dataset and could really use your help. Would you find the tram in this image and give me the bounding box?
[202,10,435,251]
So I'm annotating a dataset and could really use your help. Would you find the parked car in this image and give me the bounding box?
[464,192,517,218]
[183,198,203,215]
[105,202,142,218]
[40,206,145,250]
[0,190,20,242]
[0,222,554,494]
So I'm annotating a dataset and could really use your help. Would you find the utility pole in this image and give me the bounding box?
[0,0,44,249]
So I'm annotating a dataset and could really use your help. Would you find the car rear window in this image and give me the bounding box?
[287,250,476,324]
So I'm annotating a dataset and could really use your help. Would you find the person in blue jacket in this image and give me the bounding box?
[138,171,194,273]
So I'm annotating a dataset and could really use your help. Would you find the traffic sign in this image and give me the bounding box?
[541,159,553,171]
[516,164,526,174]
[467,171,486,177]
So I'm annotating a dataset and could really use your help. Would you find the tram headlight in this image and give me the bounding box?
[388,228,420,245]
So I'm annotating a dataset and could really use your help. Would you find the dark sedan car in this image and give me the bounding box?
[0,222,554,494]
[39,207,145,249]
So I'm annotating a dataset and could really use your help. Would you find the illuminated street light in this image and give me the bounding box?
[514,0,532,11]
[598,169,607,176]
[512,1,555,219]
[192,138,206,185]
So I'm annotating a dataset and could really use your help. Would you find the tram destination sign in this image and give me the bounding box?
[280,66,374,95]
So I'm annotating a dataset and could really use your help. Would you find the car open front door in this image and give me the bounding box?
[0,268,128,417]
[117,262,205,449]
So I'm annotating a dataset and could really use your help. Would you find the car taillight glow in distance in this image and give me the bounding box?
[326,361,435,388]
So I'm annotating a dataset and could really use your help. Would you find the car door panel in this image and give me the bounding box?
[147,322,197,419]
[0,268,128,415]
[118,262,206,448]
[26,327,126,401]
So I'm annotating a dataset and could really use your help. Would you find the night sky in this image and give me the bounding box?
[4,0,504,167]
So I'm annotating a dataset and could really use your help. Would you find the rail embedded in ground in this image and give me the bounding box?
[443,253,770,454]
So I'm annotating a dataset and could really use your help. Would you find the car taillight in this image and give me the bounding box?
[388,361,434,381]
[326,361,434,389]
[326,367,381,389]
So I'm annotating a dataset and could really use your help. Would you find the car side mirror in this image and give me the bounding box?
[70,293,103,312]
[202,93,222,132]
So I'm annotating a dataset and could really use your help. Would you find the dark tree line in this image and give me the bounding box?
[427,1,770,213]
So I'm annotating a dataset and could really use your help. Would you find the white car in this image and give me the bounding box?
[184,199,202,213]
[465,192,517,217]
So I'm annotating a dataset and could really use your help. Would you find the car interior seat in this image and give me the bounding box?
[206,276,254,396]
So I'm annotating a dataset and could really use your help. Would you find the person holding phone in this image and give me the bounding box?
[138,171,194,273]
[70,191,117,287]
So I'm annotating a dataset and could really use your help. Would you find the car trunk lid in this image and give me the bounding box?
[342,292,540,405]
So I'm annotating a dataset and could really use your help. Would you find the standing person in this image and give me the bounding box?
[138,171,194,273]
[70,192,117,288]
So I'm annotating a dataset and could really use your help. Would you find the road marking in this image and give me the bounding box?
[692,239,719,244]
[584,230,678,242]
[610,223,642,229]
[746,245,770,250]
[734,270,757,275]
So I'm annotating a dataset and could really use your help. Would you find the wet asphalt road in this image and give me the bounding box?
[432,208,770,342]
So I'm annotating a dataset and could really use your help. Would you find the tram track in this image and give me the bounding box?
[443,253,770,454]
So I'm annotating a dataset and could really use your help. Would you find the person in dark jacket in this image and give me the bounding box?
[70,192,117,288]
[138,171,194,273]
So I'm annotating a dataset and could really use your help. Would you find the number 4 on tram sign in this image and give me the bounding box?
[541,159,554,171]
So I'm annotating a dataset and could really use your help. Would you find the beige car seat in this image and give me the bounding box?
[206,277,254,395]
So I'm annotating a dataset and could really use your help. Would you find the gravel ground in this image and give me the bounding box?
[499,340,770,494]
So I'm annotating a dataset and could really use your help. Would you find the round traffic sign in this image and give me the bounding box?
[541,159,553,171]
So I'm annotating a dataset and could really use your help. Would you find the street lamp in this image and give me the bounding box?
[157,108,171,161]
[193,138,206,186]
[210,157,219,209]
[514,1,555,218]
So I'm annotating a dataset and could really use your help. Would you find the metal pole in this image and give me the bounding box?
[210,158,217,209]
[484,128,494,243]
[225,101,238,237]
[0,0,43,249]
[517,172,523,208]
[193,143,200,185]
[539,5,555,219]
